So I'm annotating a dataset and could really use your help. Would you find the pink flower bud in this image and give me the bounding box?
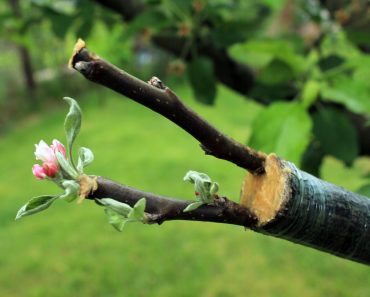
[33,139,66,180]
[35,140,56,164]
[51,139,66,157]
[42,162,58,178]
[32,164,46,180]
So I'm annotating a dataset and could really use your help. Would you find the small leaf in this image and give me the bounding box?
[187,57,217,105]
[77,147,94,173]
[104,208,127,232]
[60,180,80,202]
[56,151,78,179]
[249,102,312,165]
[63,97,82,166]
[210,182,219,196]
[183,171,218,203]
[16,195,58,220]
[96,198,132,217]
[128,198,146,220]
[183,202,204,212]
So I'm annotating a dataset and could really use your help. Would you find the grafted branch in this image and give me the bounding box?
[70,41,266,174]
[71,41,370,266]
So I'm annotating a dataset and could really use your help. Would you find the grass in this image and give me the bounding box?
[0,80,369,297]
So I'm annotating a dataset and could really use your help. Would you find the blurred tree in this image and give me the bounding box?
[1,0,370,184]
[7,0,36,95]
[82,0,370,177]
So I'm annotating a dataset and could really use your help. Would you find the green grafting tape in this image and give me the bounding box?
[254,162,370,265]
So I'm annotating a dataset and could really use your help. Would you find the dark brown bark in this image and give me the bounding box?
[89,177,258,227]
[71,46,266,174]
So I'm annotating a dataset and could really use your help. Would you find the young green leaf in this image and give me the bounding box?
[59,180,80,202]
[15,195,58,220]
[56,151,78,179]
[128,198,146,220]
[96,198,133,217]
[104,208,128,232]
[183,171,219,204]
[183,202,204,212]
[77,147,94,173]
[63,97,82,166]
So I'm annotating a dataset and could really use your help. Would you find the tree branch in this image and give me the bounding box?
[70,41,266,174]
[89,177,258,227]
[71,41,370,265]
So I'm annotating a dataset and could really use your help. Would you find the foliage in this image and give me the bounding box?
[2,0,370,174]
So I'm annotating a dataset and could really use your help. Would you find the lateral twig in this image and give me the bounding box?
[88,177,258,227]
[70,40,266,174]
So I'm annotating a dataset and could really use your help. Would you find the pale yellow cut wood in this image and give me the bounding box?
[240,154,291,225]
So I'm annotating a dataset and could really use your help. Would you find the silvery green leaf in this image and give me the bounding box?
[128,198,146,220]
[210,182,219,196]
[60,180,80,202]
[104,208,128,232]
[15,195,58,220]
[63,97,82,167]
[77,147,94,173]
[183,170,212,184]
[183,201,204,212]
[183,170,218,203]
[96,198,132,217]
[56,151,78,179]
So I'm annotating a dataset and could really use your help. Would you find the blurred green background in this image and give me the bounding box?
[1,0,369,296]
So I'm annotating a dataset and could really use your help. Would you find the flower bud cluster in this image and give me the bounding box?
[32,140,66,180]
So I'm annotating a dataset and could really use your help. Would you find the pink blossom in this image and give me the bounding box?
[34,140,56,164]
[32,139,66,180]
[32,164,47,180]
[51,139,66,157]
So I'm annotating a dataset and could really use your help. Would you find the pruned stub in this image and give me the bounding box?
[240,154,291,226]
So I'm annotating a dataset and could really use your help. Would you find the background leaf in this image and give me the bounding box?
[249,102,312,164]
[312,107,359,165]
[187,57,217,105]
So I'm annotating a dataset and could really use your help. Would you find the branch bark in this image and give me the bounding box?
[89,177,258,227]
[70,41,266,174]
[71,41,370,266]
